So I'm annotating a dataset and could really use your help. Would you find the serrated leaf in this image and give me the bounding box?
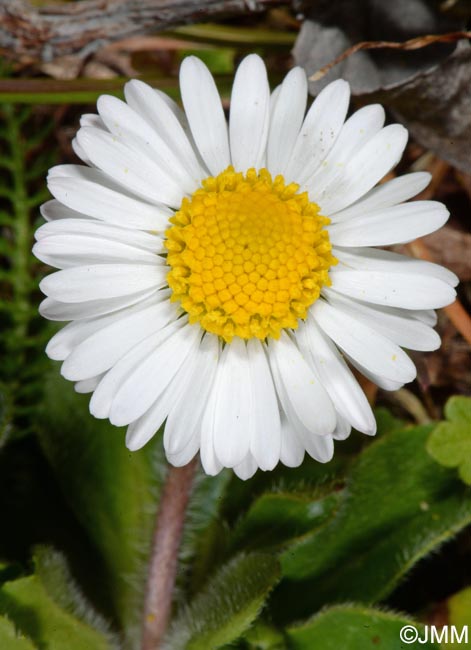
[165,553,280,650]
[427,396,471,484]
[286,605,439,649]
[273,424,471,620]
[0,574,112,650]
[33,546,117,644]
[0,616,35,650]
[37,370,167,641]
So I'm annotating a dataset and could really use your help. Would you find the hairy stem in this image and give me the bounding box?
[142,458,198,650]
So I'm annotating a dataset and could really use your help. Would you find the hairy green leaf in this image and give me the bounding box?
[165,553,280,650]
[37,371,167,643]
[0,616,35,650]
[0,573,113,650]
[427,396,471,484]
[286,605,439,649]
[231,490,341,551]
[274,424,471,620]
[33,546,118,645]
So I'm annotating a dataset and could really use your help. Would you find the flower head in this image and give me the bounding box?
[34,54,457,479]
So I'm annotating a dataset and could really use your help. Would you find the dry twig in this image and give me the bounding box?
[309,31,471,81]
[0,0,290,64]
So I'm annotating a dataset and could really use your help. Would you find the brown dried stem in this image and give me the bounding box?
[0,0,289,64]
[309,31,471,81]
[142,458,198,650]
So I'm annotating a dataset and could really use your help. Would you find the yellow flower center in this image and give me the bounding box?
[165,166,336,342]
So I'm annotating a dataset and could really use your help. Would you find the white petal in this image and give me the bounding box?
[279,415,305,468]
[315,124,408,214]
[76,127,184,208]
[312,299,416,384]
[33,234,160,269]
[179,56,230,176]
[97,94,197,193]
[89,319,183,419]
[35,218,164,251]
[45,297,155,361]
[125,338,202,451]
[75,375,103,394]
[80,113,105,129]
[330,171,431,222]
[274,361,334,463]
[268,332,336,436]
[305,104,385,194]
[329,267,456,310]
[332,413,352,440]
[328,200,449,247]
[247,339,281,471]
[269,84,281,116]
[345,356,404,392]
[47,176,172,232]
[40,199,89,222]
[233,454,258,480]
[109,323,201,426]
[124,79,206,182]
[266,67,307,177]
[296,315,376,435]
[71,137,92,165]
[167,433,200,467]
[45,323,97,362]
[61,299,178,381]
[199,381,224,476]
[39,288,160,322]
[40,264,167,303]
[211,338,253,468]
[48,163,139,196]
[323,288,441,351]
[229,54,270,171]
[301,432,334,463]
[412,309,437,326]
[286,79,350,184]
[164,334,220,456]
[333,246,459,287]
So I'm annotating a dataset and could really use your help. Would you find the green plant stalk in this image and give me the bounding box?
[4,104,33,384]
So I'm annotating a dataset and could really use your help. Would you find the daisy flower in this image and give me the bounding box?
[34,54,457,479]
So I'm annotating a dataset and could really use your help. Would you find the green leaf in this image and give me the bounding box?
[33,546,117,644]
[37,371,167,639]
[274,424,471,619]
[166,553,280,650]
[427,396,471,484]
[286,605,440,649]
[243,621,286,649]
[448,587,471,637]
[0,616,35,650]
[0,573,113,650]
[181,470,233,595]
[231,490,341,551]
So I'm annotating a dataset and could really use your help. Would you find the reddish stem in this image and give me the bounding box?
[142,458,198,650]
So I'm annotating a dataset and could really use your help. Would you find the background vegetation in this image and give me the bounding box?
[0,1,470,648]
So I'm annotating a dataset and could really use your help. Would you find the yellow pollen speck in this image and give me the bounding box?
[165,166,336,342]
